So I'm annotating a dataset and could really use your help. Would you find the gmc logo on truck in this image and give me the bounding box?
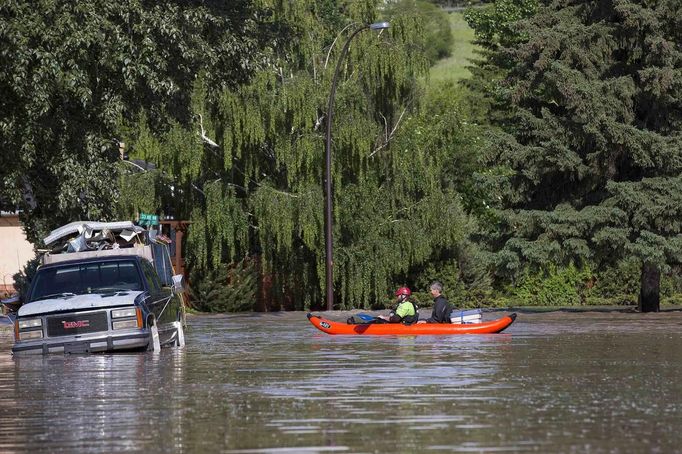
[62,320,90,329]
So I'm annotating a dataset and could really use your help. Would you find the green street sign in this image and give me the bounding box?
[139,212,159,226]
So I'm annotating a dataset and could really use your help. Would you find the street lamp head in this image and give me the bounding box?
[369,21,390,30]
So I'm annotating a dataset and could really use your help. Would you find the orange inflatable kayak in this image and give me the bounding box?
[307,312,517,335]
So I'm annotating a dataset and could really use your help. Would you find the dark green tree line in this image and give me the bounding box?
[467,0,682,312]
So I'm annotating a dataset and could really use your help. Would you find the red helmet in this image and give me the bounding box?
[395,287,411,297]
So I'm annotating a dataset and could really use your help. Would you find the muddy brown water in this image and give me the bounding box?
[1,310,682,453]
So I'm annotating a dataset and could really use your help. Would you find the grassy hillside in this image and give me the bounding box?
[428,12,478,82]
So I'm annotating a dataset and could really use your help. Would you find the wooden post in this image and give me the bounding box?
[160,220,190,278]
[175,227,184,277]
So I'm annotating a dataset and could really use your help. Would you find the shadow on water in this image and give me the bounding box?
[1,310,682,453]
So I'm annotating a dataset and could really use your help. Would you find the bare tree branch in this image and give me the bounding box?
[197,114,219,148]
[324,23,357,70]
[369,108,407,158]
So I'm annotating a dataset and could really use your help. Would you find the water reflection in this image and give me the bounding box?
[1,311,682,453]
[5,349,186,453]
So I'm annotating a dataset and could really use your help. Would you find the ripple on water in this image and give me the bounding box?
[1,311,682,453]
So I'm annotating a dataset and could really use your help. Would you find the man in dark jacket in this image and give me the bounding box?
[426,281,452,323]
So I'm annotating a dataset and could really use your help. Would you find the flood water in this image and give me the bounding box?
[1,310,682,453]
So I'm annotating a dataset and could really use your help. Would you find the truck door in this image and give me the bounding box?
[140,260,173,326]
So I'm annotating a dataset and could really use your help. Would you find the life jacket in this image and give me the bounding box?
[399,300,419,325]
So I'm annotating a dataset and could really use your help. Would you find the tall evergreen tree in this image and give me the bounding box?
[473,0,682,311]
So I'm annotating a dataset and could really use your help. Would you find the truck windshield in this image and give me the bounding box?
[29,260,143,302]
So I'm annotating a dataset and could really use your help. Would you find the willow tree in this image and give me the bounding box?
[471,0,682,312]
[122,0,473,310]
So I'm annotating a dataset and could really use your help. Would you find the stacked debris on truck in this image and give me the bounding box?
[42,221,175,286]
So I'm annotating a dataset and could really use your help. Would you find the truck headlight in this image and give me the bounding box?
[111,307,142,330]
[16,318,44,341]
[111,308,137,319]
[18,318,42,329]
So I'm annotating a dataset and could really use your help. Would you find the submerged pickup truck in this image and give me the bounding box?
[12,221,186,355]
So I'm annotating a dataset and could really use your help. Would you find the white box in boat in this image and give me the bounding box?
[451,309,482,324]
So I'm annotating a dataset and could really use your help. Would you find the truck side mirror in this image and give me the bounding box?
[171,274,186,294]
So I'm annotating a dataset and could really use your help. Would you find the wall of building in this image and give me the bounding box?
[0,214,34,295]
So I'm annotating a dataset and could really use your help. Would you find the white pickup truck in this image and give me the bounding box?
[12,221,186,355]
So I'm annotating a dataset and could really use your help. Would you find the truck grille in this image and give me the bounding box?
[46,311,109,337]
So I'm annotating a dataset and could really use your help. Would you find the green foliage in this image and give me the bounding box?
[411,260,463,306]
[2,0,500,311]
[462,0,538,122]
[589,258,640,305]
[118,170,170,218]
[508,263,593,306]
[387,1,454,64]
[406,239,493,308]
[453,239,495,299]
[189,259,258,313]
[428,12,479,83]
[428,0,494,7]
[467,0,682,309]
[501,259,682,307]
[11,257,40,302]
[117,0,481,310]
[1,0,271,244]
[464,0,537,49]
[661,269,682,305]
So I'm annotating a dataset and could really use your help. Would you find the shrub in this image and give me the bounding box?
[589,258,639,304]
[12,257,40,301]
[508,263,593,306]
[189,259,257,312]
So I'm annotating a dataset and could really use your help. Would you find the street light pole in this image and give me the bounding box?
[325,21,389,311]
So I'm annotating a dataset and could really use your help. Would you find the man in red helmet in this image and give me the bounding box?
[377,287,419,324]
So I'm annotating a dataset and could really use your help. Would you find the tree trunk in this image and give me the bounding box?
[639,263,660,313]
